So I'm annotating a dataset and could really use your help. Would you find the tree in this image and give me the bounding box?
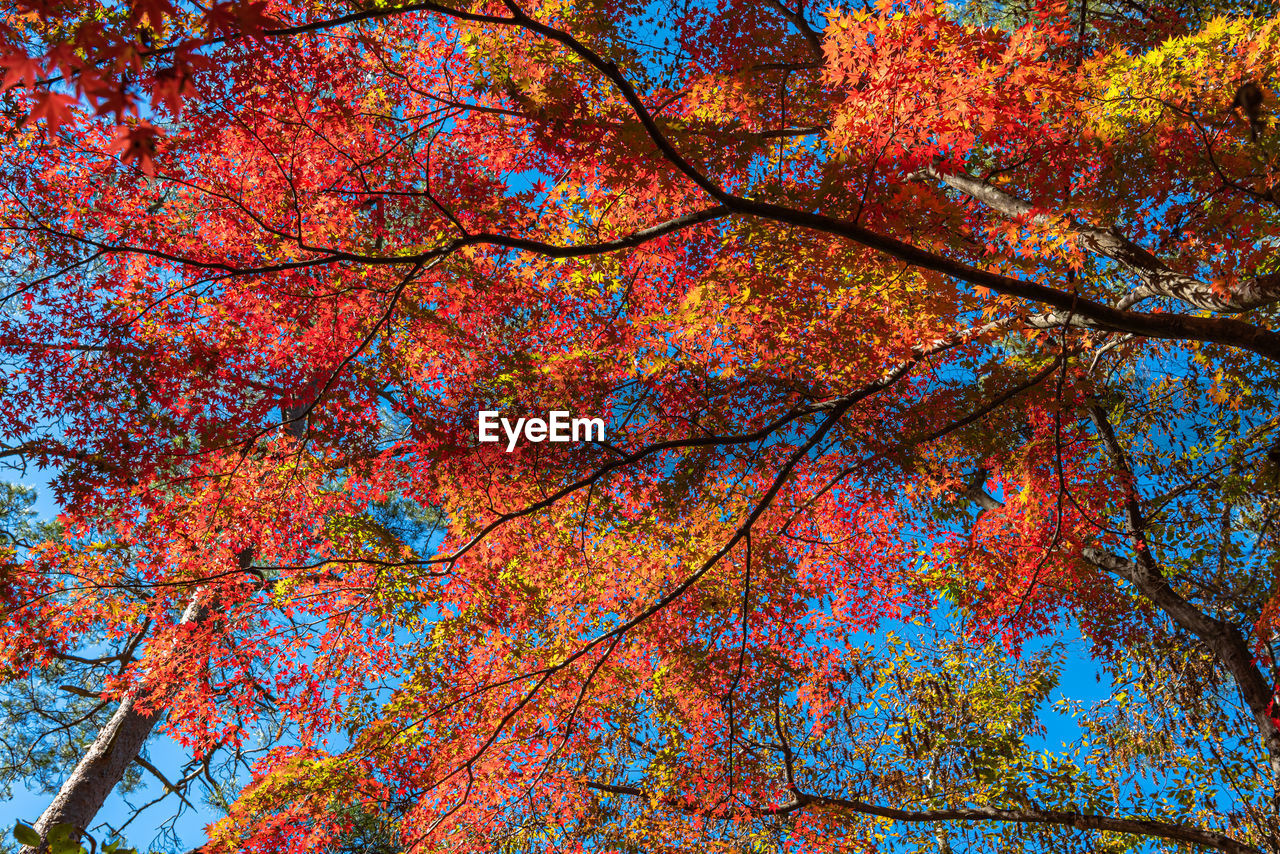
[1,0,1279,851]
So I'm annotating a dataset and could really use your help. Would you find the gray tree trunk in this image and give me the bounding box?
[21,593,208,850]
[21,409,292,849]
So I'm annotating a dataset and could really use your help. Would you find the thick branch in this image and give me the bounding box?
[584,782,1261,854]
[955,408,1280,779]
[474,4,1280,363]
[27,6,1280,363]
[1084,547,1280,775]
[19,545,262,849]
[962,467,1003,512]
[21,592,211,849]
[1084,404,1280,779]
[763,0,824,57]
[923,166,1280,313]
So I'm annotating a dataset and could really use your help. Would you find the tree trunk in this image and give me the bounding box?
[21,593,208,849]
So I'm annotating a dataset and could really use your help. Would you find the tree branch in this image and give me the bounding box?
[1084,404,1280,779]
[466,4,1280,363]
[583,782,1261,854]
[918,165,1280,313]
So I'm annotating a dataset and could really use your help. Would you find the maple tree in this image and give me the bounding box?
[2,0,1280,851]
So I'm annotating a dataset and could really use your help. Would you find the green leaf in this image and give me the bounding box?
[13,824,42,847]
[50,839,82,854]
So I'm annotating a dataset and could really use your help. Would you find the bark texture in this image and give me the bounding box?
[20,593,208,849]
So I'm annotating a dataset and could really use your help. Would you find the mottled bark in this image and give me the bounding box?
[26,693,167,845]
[1082,545,1280,781]
[1082,404,1280,784]
[21,592,210,849]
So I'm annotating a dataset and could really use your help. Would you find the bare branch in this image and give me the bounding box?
[584,782,1262,854]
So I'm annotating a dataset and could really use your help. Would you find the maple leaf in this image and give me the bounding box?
[205,1,278,35]
[23,90,77,132]
[151,62,195,115]
[128,0,179,28]
[106,121,160,175]
[0,51,40,91]
[86,77,134,121]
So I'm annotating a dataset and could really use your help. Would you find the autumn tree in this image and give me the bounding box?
[2,0,1280,852]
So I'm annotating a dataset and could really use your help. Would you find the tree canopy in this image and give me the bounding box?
[1,0,1279,851]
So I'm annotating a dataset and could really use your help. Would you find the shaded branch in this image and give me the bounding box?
[918,165,1280,313]
[1083,404,1280,779]
[583,782,1261,854]
[474,3,1280,363]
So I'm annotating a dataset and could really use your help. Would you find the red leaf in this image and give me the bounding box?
[107,122,160,176]
[206,1,278,35]
[151,62,195,115]
[24,91,78,132]
[0,51,40,91]
[128,0,179,27]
